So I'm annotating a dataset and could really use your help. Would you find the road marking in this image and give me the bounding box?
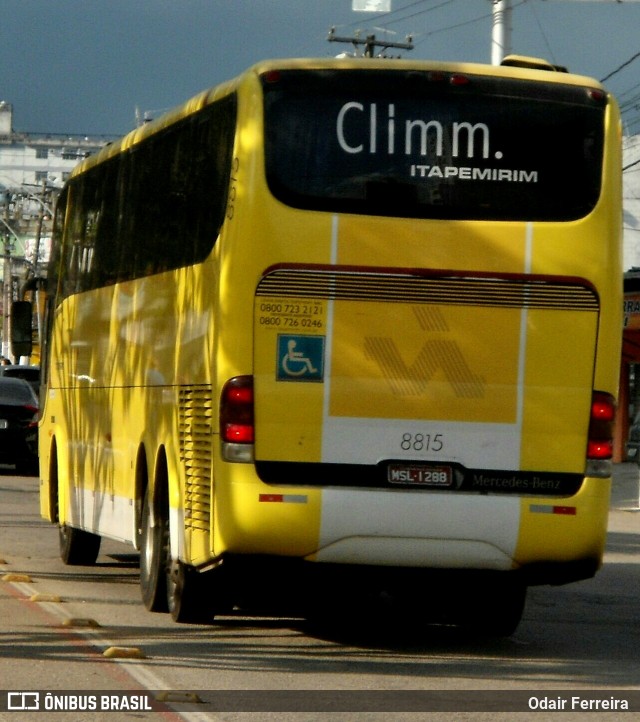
[2,577,220,722]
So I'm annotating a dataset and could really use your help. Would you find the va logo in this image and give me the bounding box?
[363,306,485,398]
[277,335,325,382]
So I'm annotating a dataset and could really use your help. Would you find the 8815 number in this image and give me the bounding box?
[400,432,444,453]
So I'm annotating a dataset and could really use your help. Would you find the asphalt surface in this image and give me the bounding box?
[0,465,638,718]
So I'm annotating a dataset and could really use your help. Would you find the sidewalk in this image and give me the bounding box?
[609,462,640,534]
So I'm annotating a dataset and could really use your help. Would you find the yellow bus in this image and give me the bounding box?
[36,55,622,634]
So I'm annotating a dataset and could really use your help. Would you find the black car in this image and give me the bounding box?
[0,364,40,394]
[627,411,640,463]
[0,377,39,474]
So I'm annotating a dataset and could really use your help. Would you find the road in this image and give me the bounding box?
[0,466,639,721]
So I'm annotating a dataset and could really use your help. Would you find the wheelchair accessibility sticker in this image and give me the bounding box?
[277,335,325,382]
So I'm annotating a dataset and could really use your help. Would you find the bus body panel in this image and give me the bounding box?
[41,261,221,563]
[212,65,620,580]
[38,58,622,616]
[211,453,324,558]
[253,266,599,473]
[514,478,610,569]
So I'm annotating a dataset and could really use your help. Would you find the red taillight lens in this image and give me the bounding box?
[25,404,39,428]
[220,376,254,444]
[263,70,281,84]
[587,439,613,459]
[450,74,470,86]
[587,392,616,460]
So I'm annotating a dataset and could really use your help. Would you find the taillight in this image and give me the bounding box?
[25,404,39,428]
[586,391,615,477]
[587,392,615,459]
[220,376,254,463]
[450,74,470,86]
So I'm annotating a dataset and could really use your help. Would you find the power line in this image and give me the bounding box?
[341,0,493,48]
[344,0,453,30]
[411,0,528,48]
[624,157,640,173]
[616,79,640,102]
[601,50,640,83]
[525,0,557,65]
[378,0,457,28]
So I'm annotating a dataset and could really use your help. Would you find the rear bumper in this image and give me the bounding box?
[212,461,609,586]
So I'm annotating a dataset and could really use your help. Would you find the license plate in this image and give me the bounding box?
[387,464,453,487]
[0,420,7,430]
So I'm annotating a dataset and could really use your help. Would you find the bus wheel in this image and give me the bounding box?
[59,524,101,566]
[139,488,169,613]
[168,559,214,624]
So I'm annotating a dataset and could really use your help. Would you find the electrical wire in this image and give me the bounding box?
[411,0,529,48]
[601,50,640,83]
[525,0,557,65]
[343,0,454,30]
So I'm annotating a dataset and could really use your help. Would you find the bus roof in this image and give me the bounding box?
[70,56,607,180]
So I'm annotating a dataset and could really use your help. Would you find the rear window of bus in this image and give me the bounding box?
[262,69,606,222]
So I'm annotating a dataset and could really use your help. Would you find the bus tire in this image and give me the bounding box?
[59,524,101,566]
[168,559,213,624]
[139,487,169,613]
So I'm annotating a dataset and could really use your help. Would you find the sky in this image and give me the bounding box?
[2,0,640,137]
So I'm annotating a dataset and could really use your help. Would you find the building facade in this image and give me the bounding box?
[0,101,117,359]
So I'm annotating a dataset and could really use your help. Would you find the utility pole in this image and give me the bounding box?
[29,179,49,280]
[1,198,14,362]
[491,0,512,65]
[491,0,640,66]
[328,26,413,58]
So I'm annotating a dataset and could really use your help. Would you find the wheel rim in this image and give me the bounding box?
[167,558,180,614]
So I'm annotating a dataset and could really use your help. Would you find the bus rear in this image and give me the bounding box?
[216,59,622,632]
